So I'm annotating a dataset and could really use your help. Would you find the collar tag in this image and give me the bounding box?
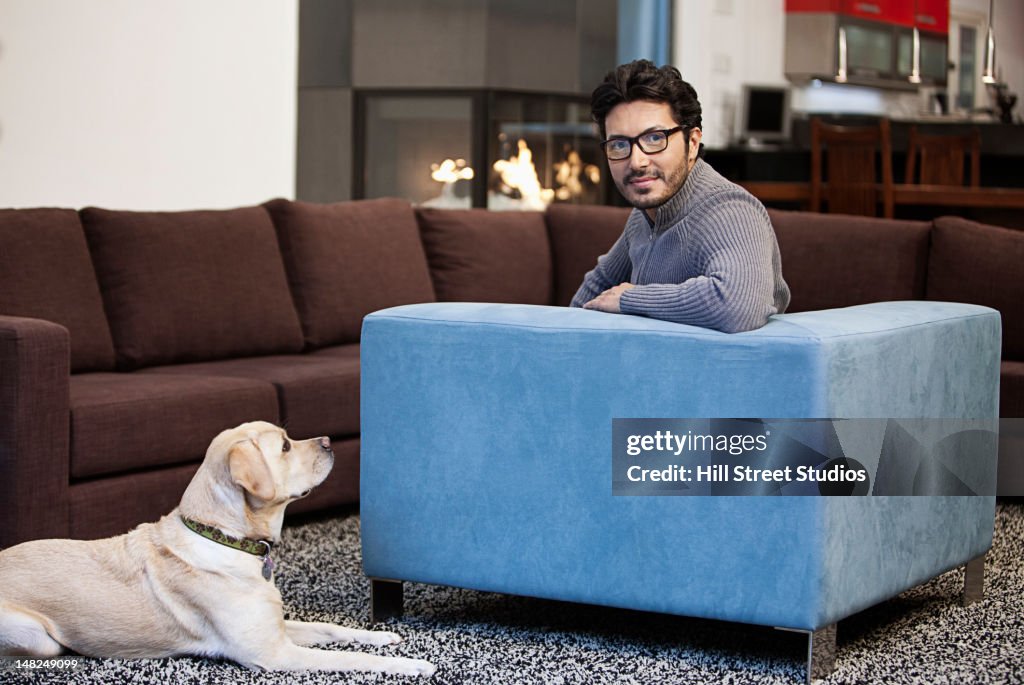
[257,539,274,582]
[261,554,275,581]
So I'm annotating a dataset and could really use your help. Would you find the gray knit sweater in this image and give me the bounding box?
[570,159,790,333]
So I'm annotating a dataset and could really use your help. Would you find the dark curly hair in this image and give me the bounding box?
[591,60,703,157]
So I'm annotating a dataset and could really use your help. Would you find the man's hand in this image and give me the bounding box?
[583,282,635,313]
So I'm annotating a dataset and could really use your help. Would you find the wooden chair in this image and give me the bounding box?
[811,117,894,218]
[905,126,981,187]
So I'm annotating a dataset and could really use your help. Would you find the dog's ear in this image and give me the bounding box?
[228,441,277,502]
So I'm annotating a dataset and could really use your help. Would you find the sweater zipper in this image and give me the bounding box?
[635,218,658,282]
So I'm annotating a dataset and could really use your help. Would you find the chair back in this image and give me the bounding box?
[905,126,981,186]
[810,118,894,218]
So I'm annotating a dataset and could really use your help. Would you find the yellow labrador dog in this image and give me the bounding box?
[0,421,435,677]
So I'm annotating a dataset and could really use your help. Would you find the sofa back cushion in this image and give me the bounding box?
[769,209,931,313]
[81,206,304,369]
[416,209,553,304]
[265,198,435,347]
[929,216,1024,360]
[545,204,631,306]
[0,208,116,372]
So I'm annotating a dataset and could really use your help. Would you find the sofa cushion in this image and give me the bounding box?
[264,198,435,347]
[1002,361,1024,418]
[80,206,304,370]
[545,204,631,306]
[416,209,553,304]
[142,345,360,440]
[929,217,1024,361]
[769,209,931,313]
[0,208,115,372]
[69,462,200,540]
[69,372,279,479]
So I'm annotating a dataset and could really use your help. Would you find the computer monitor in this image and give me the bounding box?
[738,85,791,147]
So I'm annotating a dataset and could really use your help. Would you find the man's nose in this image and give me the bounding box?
[629,144,651,169]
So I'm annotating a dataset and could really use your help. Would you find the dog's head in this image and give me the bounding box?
[209,421,334,508]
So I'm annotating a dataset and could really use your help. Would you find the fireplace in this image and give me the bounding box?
[352,89,611,210]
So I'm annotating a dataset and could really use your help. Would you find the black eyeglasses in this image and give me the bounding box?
[600,126,685,161]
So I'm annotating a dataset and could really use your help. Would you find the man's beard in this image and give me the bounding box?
[619,162,689,210]
[616,139,692,211]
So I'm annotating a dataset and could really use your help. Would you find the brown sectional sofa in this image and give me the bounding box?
[1,200,1021,549]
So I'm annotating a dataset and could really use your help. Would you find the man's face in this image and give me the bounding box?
[603,100,702,213]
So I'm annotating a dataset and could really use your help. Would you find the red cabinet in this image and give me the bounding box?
[785,0,949,86]
[842,1,914,27]
[914,0,949,34]
[786,0,948,33]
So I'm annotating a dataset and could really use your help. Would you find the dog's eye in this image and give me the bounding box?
[282,439,291,453]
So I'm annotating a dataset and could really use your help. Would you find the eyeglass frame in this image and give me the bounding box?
[599,126,687,161]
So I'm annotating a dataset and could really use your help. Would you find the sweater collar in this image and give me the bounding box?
[641,157,708,232]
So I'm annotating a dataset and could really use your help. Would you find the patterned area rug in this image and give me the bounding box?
[5,503,1022,684]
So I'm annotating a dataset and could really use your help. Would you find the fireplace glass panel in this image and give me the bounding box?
[363,95,475,207]
[356,90,608,209]
[488,92,605,210]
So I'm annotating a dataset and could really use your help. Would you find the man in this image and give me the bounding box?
[571,60,790,333]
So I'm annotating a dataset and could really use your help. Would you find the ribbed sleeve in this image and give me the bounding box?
[568,233,632,308]
[570,160,790,333]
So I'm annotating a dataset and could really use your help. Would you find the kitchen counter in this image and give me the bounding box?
[707,118,1024,187]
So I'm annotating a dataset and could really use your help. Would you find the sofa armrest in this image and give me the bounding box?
[0,315,71,547]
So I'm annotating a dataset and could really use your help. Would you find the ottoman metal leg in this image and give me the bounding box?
[775,622,837,683]
[806,623,837,684]
[370,578,404,624]
[963,553,986,606]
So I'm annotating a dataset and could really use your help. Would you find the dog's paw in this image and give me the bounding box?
[388,657,436,677]
[360,630,402,647]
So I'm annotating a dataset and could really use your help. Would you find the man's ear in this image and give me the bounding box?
[689,127,702,162]
[228,441,276,502]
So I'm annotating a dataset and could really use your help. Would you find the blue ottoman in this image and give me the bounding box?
[360,302,1000,682]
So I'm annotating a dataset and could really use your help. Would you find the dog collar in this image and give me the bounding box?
[180,516,275,581]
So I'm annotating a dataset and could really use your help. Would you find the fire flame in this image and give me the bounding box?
[553,150,601,201]
[493,139,554,210]
[432,141,601,210]
[431,158,474,184]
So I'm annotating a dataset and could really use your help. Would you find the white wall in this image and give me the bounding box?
[675,0,788,148]
[674,0,1024,147]
[0,1,298,210]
